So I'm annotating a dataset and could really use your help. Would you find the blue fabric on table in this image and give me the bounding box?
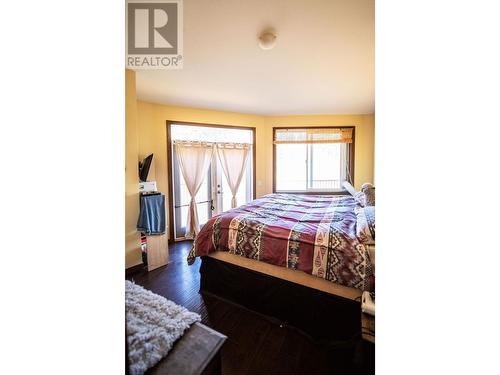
[136,193,166,235]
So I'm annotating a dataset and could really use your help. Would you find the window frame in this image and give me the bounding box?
[272,126,355,195]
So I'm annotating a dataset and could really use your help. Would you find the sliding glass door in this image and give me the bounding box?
[170,123,254,241]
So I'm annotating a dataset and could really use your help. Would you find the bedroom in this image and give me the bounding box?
[125,0,375,373]
[3,0,499,374]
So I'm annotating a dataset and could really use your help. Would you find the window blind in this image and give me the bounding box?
[273,128,353,144]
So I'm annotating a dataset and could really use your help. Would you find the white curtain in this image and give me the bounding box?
[216,143,250,208]
[175,141,214,238]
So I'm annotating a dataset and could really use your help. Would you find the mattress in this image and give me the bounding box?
[188,193,375,293]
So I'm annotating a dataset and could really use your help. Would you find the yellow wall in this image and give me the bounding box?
[125,70,141,268]
[134,102,374,245]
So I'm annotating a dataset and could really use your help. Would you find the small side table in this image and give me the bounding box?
[353,312,375,373]
[361,312,375,344]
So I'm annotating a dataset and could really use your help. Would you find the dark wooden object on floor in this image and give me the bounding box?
[147,323,226,375]
[355,313,375,374]
[361,313,375,344]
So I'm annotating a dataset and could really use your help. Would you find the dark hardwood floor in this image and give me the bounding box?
[127,241,373,375]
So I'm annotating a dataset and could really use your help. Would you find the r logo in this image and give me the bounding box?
[127,2,178,55]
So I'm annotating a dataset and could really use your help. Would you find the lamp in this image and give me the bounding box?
[258,29,277,50]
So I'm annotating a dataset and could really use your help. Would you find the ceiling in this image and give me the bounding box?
[135,0,374,115]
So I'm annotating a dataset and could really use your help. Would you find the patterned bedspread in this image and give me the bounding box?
[187,194,374,292]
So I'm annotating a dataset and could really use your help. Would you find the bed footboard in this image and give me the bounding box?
[199,256,361,342]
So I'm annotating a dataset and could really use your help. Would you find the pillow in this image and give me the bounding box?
[354,191,366,207]
[356,206,375,244]
[361,183,375,206]
[353,183,375,207]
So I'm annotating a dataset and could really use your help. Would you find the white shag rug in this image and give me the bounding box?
[125,280,201,375]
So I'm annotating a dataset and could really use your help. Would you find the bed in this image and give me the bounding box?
[187,192,375,340]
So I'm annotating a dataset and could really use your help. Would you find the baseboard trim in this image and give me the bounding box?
[125,263,145,277]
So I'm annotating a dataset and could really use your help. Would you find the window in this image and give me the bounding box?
[273,127,354,193]
[169,123,254,240]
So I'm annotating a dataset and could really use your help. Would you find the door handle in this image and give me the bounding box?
[210,199,215,211]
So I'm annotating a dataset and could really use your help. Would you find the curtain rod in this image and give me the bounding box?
[173,140,252,146]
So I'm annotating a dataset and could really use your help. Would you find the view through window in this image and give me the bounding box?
[274,127,353,192]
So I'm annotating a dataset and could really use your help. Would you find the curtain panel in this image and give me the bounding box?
[174,141,215,238]
[216,143,250,208]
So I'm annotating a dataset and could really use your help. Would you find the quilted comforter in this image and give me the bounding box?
[187,193,374,291]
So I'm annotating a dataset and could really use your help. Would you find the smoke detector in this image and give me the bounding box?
[258,29,277,50]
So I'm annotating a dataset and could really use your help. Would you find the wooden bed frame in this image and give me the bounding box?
[197,181,366,342]
[207,251,361,301]
[199,255,361,342]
